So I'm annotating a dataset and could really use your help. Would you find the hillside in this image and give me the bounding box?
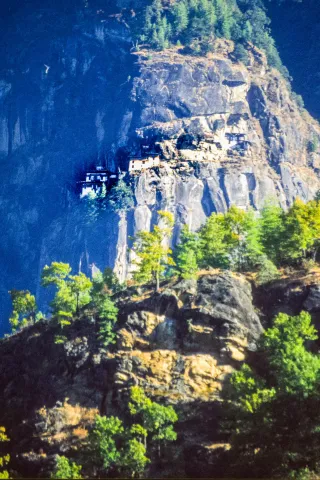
[2,268,320,477]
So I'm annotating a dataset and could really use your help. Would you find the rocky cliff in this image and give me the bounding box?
[1,2,320,332]
[0,272,263,477]
[2,269,320,477]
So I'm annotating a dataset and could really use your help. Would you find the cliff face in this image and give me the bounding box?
[2,270,320,477]
[1,4,320,330]
[0,273,263,477]
[114,43,320,278]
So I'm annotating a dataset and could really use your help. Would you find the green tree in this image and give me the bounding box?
[0,427,10,479]
[255,256,280,285]
[8,289,37,333]
[41,262,92,317]
[132,211,175,291]
[108,178,134,213]
[69,273,92,314]
[214,0,233,39]
[224,206,263,270]
[41,262,71,287]
[102,268,123,294]
[172,0,189,35]
[198,211,231,268]
[141,0,172,49]
[199,206,263,271]
[121,438,150,478]
[89,416,124,472]
[91,269,119,347]
[51,455,82,479]
[188,0,216,45]
[174,225,199,279]
[88,414,149,478]
[307,137,318,154]
[281,199,320,262]
[96,296,119,348]
[233,43,250,65]
[315,189,320,203]
[226,311,320,477]
[259,200,284,264]
[129,386,178,456]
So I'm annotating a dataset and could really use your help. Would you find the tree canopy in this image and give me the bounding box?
[226,311,320,478]
[132,210,175,291]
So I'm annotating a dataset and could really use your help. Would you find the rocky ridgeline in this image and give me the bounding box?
[2,271,320,477]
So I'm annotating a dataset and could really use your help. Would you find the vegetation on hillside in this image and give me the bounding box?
[129,0,289,77]
[131,210,175,291]
[0,427,10,479]
[226,310,320,478]
[50,386,177,479]
[9,197,320,332]
[173,198,320,282]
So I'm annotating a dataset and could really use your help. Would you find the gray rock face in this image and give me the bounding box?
[0,272,263,477]
[304,285,320,312]
[111,46,320,275]
[1,9,320,329]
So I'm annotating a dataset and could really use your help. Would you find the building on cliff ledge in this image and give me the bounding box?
[128,154,161,173]
[78,166,117,197]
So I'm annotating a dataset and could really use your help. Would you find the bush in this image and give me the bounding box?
[301,258,316,273]
[108,178,134,213]
[291,91,305,109]
[233,43,250,65]
[51,455,82,479]
[307,137,318,153]
[256,257,280,285]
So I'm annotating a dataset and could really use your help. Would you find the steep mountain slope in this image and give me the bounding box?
[2,270,320,477]
[0,273,264,478]
[1,1,320,333]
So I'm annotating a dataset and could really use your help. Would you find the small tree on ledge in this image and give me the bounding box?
[131,211,175,292]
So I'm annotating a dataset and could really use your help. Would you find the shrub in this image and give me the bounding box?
[307,137,318,153]
[51,455,82,479]
[233,43,250,65]
[256,257,280,285]
[108,178,134,213]
[291,91,305,109]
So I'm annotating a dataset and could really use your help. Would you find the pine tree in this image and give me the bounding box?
[172,0,189,35]
[174,225,199,279]
[226,311,320,477]
[214,0,233,39]
[108,179,134,213]
[132,211,175,291]
[8,289,37,332]
[259,200,284,264]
